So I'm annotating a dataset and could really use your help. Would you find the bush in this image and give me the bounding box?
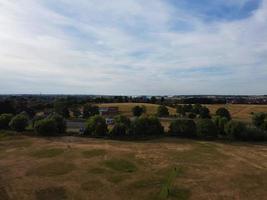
[157,105,169,117]
[34,119,57,136]
[132,106,145,117]
[244,127,267,141]
[199,107,211,119]
[114,115,131,128]
[225,121,246,140]
[262,121,267,131]
[83,104,99,118]
[84,115,107,137]
[187,112,196,119]
[252,113,265,127]
[9,113,29,132]
[196,119,218,139]
[48,114,66,134]
[109,123,127,137]
[32,115,46,127]
[215,107,231,120]
[214,116,228,136]
[0,114,13,129]
[169,119,196,138]
[131,116,164,137]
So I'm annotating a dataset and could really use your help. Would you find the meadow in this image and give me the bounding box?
[0,133,267,200]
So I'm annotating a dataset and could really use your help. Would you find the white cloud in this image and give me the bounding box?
[0,0,266,95]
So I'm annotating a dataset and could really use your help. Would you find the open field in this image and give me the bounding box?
[1,133,267,200]
[98,103,267,123]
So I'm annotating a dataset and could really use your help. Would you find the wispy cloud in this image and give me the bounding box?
[0,0,266,95]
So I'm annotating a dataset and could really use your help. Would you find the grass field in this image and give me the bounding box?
[98,103,267,123]
[1,133,267,200]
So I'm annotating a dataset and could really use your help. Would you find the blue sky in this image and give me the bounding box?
[0,0,266,95]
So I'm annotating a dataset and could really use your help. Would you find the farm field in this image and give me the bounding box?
[0,133,267,200]
[98,103,267,123]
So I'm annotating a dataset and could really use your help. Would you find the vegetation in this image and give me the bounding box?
[84,115,107,137]
[196,119,218,139]
[104,159,137,172]
[199,106,211,119]
[252,112,266,128]
[34,119,57,136]
[169,119,197,138]
[0,113,13,129]
[9,113,29,132]
[83,104,99,118]
[215,107,231,120]
[157,105,169,117]
[132,105,146,117]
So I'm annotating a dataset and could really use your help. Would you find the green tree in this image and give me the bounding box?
[110,123,127,137]
[48,114,66,134]
[225,121,246,140]
[215,107,231,120]
[169,119,196,138]
[252,113,265,127]
[196,119,218,139]
[83,104,99,118]
[9,113,29,132]
[34,118,57,136]
[54,101,70,118]
[176,105,185,117]
[132,106,145,117]
[157,105,169,117]
[114,115,131,128]
[199,107,211,119]
[214,116,228,135]
[0,114,13,129]
[84,115,107,137]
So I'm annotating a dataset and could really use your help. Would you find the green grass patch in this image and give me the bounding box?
[82,149,106,158]
[131,178,163,189]
[27,162,75,177]
[107,175,129,183]
[35,187,67,200]
[87,167,108,174]
[167,187,191,200]
[30,148,65,158]
[104,159,137,172]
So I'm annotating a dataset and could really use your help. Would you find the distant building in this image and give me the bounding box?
[99,107,119,116]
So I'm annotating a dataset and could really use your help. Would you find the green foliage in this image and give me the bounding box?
[244,127,267,141]
[262,121,267,131]
[83,104,99,118]
[0,114,13,129]
[34,119,57,136]
[9,113,29,132]
[252,113,265,127]
[187,112,196,119]
[214,116,228,135]
[131,116,164,136]
[48,114,66,134]
[54,101,70,118]
[157,105,169,117]
[84,115,107,137]
[215,107,231,120]
[169,119,196,138]
[225,121,246,140]
[192,104,202,114]
[132,105,145,117]
[114,115,131,128]
[199,107,211,119]
[176,105,185,116]
[110,123,127,137]
[196,119,218,139]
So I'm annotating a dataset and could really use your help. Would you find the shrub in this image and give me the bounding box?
[176,105,185,116]
[84,115,107,137]
[110,123,127,137]
[48,114,66,134]
[132,106,145,117]
[196,119,218,139]
[225,121,246,140]
[0,114,13,129]
[131,116,164,137]
[114,115,131,128]
[262,121,267,131]
[214,116,228,135]
[187,112,196,119]
[244,127,267,141]
[169,119,196,138]
[199,107,211,119]
[252,113,265,127]
[32,115,46,127]
[83,104,99,118]
[215,107,231,120]
[9,113,29,132]
[157,105,169,117]
[34,119,57,136]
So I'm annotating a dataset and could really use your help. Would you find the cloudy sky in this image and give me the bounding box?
[0,0,266,95]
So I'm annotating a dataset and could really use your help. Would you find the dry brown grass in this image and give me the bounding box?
[0,135,267,200]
